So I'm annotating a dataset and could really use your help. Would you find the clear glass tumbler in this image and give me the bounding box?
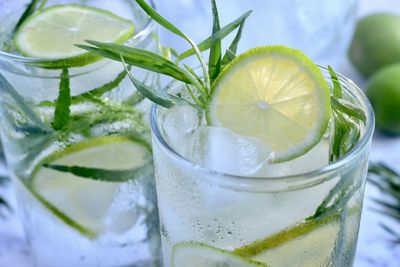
[0,0,161,266]
[150,68,374,267]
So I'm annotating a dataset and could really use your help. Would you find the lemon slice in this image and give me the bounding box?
[172,242,268,267]
[208,46,330,162]
[14,5,135,67]
[29,136,151,238]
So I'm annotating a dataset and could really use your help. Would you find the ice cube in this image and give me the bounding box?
[162,104,200,156]
[255,138,330,177]
[186,126,272,176]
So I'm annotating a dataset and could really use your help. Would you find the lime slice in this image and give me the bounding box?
[172,242,268,267]
[208,46,330,162]
[28,136,151,238]
[235,210,359,266]
[14,5,135,67]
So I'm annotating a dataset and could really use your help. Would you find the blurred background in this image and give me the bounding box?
[1,0,400,266]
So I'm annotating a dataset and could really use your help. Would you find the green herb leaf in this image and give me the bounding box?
[13,0,47,33]
[221,16,247,68]
[76,42,193,84]
[331,97,366,123]
[52,68,71,130]
[122,60,175,108]
[39,67,131,108]
[178,11,252,61]
[328,66,366,162]
[43,162,152,182]
[135,0,210,91]
[208,0,222,84]
[328,65,342,99]
[223,49,237,64]
[75,67,129,100]
[368,162,400,243]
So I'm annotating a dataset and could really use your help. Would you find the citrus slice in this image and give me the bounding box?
[171,242,268,267]
[234,210,359,266]
[14,5,135,67]
[29,135,151,238]
[208,46,330,162]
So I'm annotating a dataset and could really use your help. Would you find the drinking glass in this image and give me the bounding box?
[150,67,374,266]
[0,0,161,266]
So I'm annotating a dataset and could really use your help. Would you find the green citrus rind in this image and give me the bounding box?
[14,5,135,69]
[25,135,150,239]
[172,241,268,267]
[207,45,331,163]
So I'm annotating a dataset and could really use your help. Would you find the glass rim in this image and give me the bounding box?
[150,66,375,184]
[0,0,156,64]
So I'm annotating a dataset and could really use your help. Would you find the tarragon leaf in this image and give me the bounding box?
[328,65,342,99]
[43,163,152,182]
[135,0,210,90]
[221,16,247,68]
[208,0,222,84]
[178,11,252,61]
[122,59,176,108]
[52,68,71,130]
[328,66,366,162]
[76,42,193,84]
[75,67,129,100]
[331,97,366,123]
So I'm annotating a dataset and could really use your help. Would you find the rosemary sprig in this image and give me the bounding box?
[368,162,400,243]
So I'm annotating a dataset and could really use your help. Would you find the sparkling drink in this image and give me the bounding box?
[0,0,161,266]
[150,68,374,267]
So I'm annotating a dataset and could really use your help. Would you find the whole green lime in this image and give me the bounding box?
[366,63,400,135]
[349,13,400,77]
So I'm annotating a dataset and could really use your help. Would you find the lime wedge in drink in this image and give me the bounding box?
[208,46,330,162]
[28,136,151,238]
[14,5,135,67]
[171,242,268,267]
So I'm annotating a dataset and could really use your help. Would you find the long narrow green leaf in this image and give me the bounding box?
[39,67,131,107]
[183,64,207,95]
[178,11,252,61]
[52,69,71,130]
[123,63,174,108]
[328,66,366,163]
[328,65,342,98]
[331,97,366,122]
[76,67,129,99]
[221,18,246,67]
[208,0,222,84]
[121,58,195,109]
[43,163,151,182]
[76,42,193,84]
[135,0,210,90]
[13,0,47,33]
